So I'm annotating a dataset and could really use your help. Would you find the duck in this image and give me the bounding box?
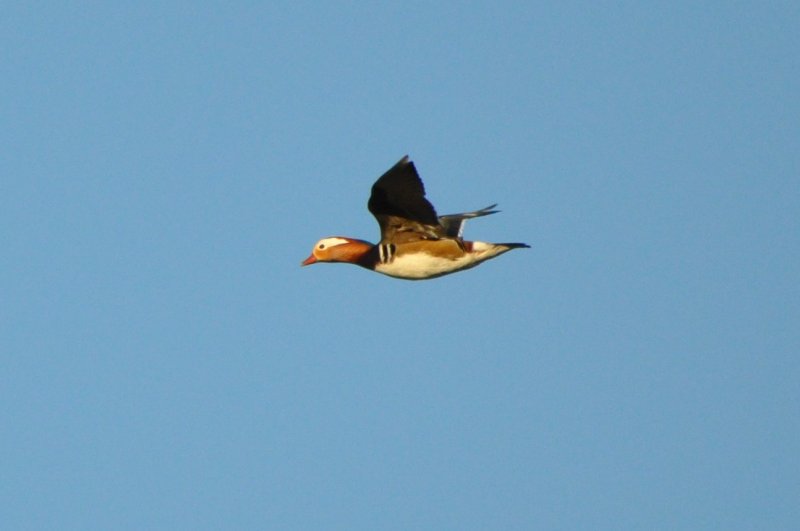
[301,156,529,280]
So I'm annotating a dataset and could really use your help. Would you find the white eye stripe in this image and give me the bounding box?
[318,237,349,249]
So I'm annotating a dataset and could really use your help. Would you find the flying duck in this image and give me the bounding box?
[301,156,529,280]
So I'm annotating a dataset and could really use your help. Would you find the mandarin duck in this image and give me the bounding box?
[302,156,529,280]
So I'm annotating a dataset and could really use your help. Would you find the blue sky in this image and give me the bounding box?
[2,2,798,529]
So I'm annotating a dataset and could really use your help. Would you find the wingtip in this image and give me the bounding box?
[388,154,412,171]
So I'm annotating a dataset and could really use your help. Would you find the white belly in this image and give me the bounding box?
[374,242,505,280]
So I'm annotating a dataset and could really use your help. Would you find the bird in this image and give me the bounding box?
[301,156,529,280]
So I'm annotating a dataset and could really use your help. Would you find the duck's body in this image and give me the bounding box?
[302,156,529,280]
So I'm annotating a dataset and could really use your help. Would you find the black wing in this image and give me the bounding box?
[367,156,444,244]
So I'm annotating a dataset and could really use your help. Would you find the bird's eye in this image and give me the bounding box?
[318,244,326,249]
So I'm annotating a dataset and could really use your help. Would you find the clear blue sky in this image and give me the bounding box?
[2,2,798,529]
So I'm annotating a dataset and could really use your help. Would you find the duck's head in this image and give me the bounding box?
[301,237,372,266]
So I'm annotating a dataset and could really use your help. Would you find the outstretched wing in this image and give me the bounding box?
[367,156,443,244]
[439,204,499,238]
